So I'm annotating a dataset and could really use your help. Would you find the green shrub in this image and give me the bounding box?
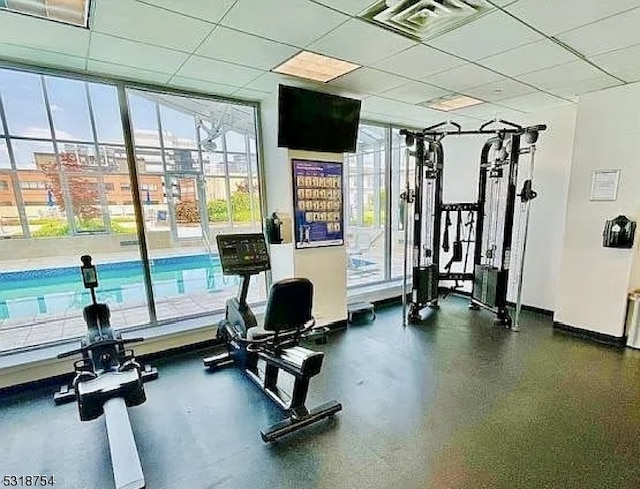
[207,199,228,222]
[32,219,69,238]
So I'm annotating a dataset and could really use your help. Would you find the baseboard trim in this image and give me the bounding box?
[374,291,554,317]
[553,321,626,348]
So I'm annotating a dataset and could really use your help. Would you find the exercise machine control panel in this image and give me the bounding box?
[217,233,271,275]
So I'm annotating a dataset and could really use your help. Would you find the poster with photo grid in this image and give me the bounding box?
[292,159,344,249]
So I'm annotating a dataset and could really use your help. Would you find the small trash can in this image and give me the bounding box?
[625,292,640,349]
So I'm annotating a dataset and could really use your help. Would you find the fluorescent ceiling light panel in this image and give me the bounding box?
[273,51,360,83]
[0,0,91,27]
[423,94,484,111]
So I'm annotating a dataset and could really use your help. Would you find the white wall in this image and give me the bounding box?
[555,83,640,337]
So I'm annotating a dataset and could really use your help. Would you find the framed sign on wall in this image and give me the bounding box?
[590,169,620,201]
[292,159,344,249]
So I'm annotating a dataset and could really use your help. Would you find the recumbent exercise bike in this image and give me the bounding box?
[204,233,342,442]
[54,255,158,489]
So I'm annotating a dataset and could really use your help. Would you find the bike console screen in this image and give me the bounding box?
[216,233,271,275]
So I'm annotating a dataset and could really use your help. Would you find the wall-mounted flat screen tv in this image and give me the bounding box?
[278,85,361,153]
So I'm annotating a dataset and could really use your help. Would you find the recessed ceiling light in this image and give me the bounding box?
[0,0,91,27]
[422,94,484,111]
[273,51,360,83]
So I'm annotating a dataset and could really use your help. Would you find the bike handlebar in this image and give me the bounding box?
[57,337,145,359]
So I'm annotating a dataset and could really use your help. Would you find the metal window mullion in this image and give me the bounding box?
[118,85,157,324]
[253,104,271,292]
[85,82,111,232]
[384,125,392,282]
[0,93,30,238]
[373,141,381,228]
[195,116,210,238]
[356,152,364,227]
[156,101,177,241]
[41,75,76,234]
[245,133,256,225]
[221,129,233,228]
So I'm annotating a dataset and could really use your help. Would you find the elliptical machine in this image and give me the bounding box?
[54,255,158,489]
[203,233,342,442]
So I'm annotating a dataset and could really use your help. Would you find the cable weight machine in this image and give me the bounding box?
[400,119,546,330]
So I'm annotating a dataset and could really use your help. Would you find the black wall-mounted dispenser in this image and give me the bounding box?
[603,215,636,249]
[266,212,283,244]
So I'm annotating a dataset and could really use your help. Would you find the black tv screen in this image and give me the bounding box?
[278,85,361,153]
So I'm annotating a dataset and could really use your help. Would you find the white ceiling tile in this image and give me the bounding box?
[363,96,444,123]
[505,0,640,36]
[137,0,236,23]
[168,76,239,96]
[175,55,264,86]
[329,67,406,94]
[591,43,640,82]
[313,0,374,15]
[423,63,504,92]
[87,60,173,84]
[452,102,519,119]
[308,18,416,66]
[196,26,299,70]
[221,0,348,47]
[479,40,577,77]
[372,44,465,80]
[517,61,608,91]
[0,44,87,71]
[92,0,213,52]
[233,88,272,101]
[499,92,573,112]
[381,81,449,104]
[548,76,623,98]
[89,33,189,74]
[428,10,540,61]
[556,7,640,57]
[0,9,89,57]
[463,78,536,102]
[243,71,323,93]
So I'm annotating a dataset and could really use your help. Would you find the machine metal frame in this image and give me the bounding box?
[400,119,546,329]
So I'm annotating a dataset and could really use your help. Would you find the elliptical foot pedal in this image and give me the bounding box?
[260,400,342,443]
[141,365,158,382]
[203,352,234,370]
[53,384,76,405]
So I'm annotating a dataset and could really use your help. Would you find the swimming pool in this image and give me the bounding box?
[0,254,239,320]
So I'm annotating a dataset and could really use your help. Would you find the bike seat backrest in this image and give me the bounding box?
[83,303,111,332]
[263,278,313,333]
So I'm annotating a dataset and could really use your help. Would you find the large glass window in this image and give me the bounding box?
[344,123,387,287]
[0,66,263,354]
[127,89,265,324]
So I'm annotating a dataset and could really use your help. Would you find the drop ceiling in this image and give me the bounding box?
[0,0,639,127]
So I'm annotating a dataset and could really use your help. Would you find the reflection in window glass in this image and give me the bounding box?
[345,123,387,287]
[89,83,124,144]
[225,130,246,152]
[0,69,50,138]
[128,93,160,147]
[11,139,55,170]
[45,77,93,142]
[160,105,197,148]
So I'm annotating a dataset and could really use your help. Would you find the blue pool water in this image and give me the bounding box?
[0,254,239,320]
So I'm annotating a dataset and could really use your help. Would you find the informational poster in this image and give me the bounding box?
[590,169,620,201]
[292,159,344,249]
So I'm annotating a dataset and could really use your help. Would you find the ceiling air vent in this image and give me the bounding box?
[361,0,493,41]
